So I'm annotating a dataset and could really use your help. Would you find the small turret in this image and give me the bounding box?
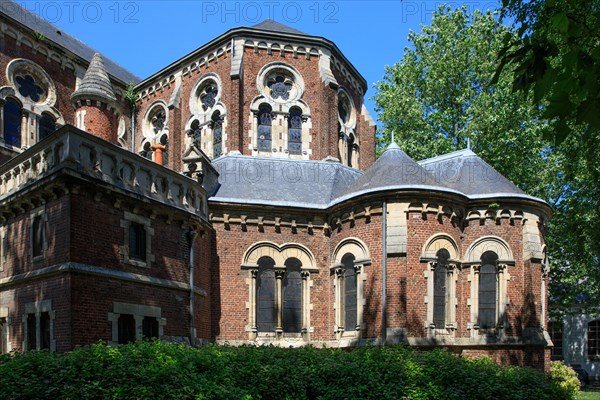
[71,53,119,142]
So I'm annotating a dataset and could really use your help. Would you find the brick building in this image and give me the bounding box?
[0,1,552,369]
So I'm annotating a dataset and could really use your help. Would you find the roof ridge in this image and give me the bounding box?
[418,148,477,165]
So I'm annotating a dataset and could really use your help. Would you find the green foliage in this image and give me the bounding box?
[124,82,139,112]
[0,341,579,400]
[497,0,600,145]
[373,5,552,198]
[373,4,600,313]
[548,361,581,399]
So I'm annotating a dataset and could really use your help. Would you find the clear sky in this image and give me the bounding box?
[15,0,502,123]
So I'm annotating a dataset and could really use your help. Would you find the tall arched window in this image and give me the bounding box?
[342,253,357,330]
[3,98,22,147]
[257,105,272,152]
[211,111,223,158]
[256,256,276,332]
[588,320,600,360]
[288,107,302,155]
[283,258,302,333]
[479,251,498,329]
[39,113,56,140]
[433,249,450,328]
[347,133,355,168]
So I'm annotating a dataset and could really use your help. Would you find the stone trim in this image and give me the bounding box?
[107,301,166,344]
[0,306,11,354]
[0,225,7,272]
[331,238,371,340]
[22,299,55,351]
[242,241,317,342]
[0,262,207,297]
[120,211,155,268]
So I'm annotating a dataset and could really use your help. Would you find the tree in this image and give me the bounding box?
[374,6,552,198]
[496,0,600,145]
[373,6,599,312]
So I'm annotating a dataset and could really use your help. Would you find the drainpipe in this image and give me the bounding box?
[186,226,198,346]
[130,108,135,153]
[382,201,387,344]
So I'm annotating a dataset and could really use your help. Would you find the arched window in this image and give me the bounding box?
[288,107,302,155]
[342,253,357,330]
[256,256,276,332]
[212,111,223,158]
[39,113,56,140]
[257,105,272,152]
[283,258,302,333]
[479,251,498,329]
[3,98,22,147]
[588,320,600,360]
[347,133,355,168]
[433,249,450,328]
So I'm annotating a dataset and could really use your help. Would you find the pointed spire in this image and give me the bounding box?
[71,53,117,104]
[467,137,471,150]
[391,130,396,144]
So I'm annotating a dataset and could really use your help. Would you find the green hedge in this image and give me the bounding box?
[0,341,579,400]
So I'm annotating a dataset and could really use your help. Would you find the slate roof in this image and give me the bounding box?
[1,0,139,84]
[418,149,528,198]
[209,145,547,209]
[251,19,307,35]
[71,53,117,103]
[210,154,361,209]
[342,143,454,198]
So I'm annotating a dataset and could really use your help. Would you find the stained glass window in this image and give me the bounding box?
[212,112,222,158]
[201,85,218,111]
[3,98,21,147]
[39,114,56,140]
[288,108,302,155]
[256,256,276,332]
[479,251,498,329]
[15,75,44,102]
[283,258,302,333]
[257,105,272,152]
[151,110,166,135]
[342,253,357,330]
[433,249,450,328]
[267,75,292,100]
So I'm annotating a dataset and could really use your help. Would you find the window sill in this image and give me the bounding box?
[124,259,149,268]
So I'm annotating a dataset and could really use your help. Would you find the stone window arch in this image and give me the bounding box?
[1,59,63,149]
[331,238,371,341]
[141,101,169,164]
[241,242,317,342]
[337,88,358,167]
[249,62,312,159]
[464,236,514,336]
[420,234,460,335]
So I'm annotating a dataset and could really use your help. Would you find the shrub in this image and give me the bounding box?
[0,342,581,400]
[547,361,581,400]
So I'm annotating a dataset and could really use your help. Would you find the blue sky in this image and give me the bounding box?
[15,0,502,122]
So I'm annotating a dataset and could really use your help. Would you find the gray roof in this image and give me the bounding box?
[343,143,448,197]
[1,0,139,84]
[71,53,117,103]
[251,19,307,35]
[210,154,361,208]
[209,146,547,209]
[418,149,527,197]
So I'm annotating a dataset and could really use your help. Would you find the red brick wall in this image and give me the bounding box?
[76,105,118,143]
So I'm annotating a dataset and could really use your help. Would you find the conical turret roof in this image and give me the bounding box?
[343,142,446,196]
[71,53,117,103]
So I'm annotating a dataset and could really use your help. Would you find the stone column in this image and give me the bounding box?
[275,268,285,334]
